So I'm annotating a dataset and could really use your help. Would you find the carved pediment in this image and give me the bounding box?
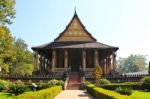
[55,14,96,42]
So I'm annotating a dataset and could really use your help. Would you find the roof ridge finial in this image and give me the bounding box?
[74,6,77,15]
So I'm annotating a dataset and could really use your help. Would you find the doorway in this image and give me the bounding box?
[68,49,82,72]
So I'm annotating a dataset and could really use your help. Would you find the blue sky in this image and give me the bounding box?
[9,0,150,61]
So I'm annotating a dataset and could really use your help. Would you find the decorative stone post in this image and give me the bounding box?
[64,49,68,70]
[52,49,56,72]
[82,49,86,71]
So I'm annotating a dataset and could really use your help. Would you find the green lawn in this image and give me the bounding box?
[131,91,150,99]
[0,92,16,99]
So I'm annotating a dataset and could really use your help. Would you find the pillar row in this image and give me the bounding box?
[52,49,56,72]
[82,49,86,70]
[94,49,99,66]
[64,49,68,70]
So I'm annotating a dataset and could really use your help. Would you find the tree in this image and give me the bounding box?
[0,0,16,25]
[117,54,147,74]
[0,26,15,74]
[12,62,33,76]
[11,38,34,76]
[0,0,16,73]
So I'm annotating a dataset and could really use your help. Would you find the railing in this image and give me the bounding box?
[1,72,66,81]
[79,69,150,82]
[105,74,149,82]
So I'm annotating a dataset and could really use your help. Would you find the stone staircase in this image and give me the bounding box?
[66,72,80,90]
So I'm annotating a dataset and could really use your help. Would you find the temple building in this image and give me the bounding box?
[32,12,119,76]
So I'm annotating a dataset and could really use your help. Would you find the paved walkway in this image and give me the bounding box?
[53,90,94,99]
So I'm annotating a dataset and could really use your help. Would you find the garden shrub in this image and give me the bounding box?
[141,76,150,91]
[48,79,59,86]
[85,81,92,85]
[17,86,62,99]
[48,79,64,86]
[37,83,49,90]
[115,86,132,95]
[101,82,141,90]
[99,78,111,85]
[0,79,9,91]
[56,80,64,86]
[8,80,25,96]
[86,84,138,99]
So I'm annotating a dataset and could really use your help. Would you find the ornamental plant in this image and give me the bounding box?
[0,79,9,91]
[8,80,25,96]
[92,64,103,86]
[115,86,133,95]
[99,78,111,85]
[140,76,150,91]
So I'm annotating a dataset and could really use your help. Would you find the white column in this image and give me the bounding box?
[112,51,116,72]
[82,49,86,70]
[94,49,99,66]
[108,56,111,74]
[104,59,107,75]
[35,51,39,70]
[64,49,68,70]
[52,49,56,72]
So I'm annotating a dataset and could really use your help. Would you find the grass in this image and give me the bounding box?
[131,91,150,99]
[0,92,16,99]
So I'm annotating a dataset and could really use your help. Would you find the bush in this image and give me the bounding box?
[116,86,132,95]
[37,83,49,90]
[86,84,134,99]
[85,81,92,85]
[101,82,141,90]
[99,78,111,85]
[0,79,9,91]
[56,80,64,86]
[8,80,25,96]
[48,79,64,86]
[17,86,62,99]
[141,76,150,91]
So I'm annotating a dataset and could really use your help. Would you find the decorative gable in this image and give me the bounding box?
[55,13,96,42]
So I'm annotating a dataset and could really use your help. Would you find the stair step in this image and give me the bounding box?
[66,72,80,90]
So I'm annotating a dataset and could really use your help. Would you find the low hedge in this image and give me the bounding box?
[101,82,142,90]
[86,84,139,99]
[17,86,62,99]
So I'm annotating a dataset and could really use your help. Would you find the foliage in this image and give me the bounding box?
[37,83,49,90]
[92,64,103,86]
[12,62,33,76]
[117,54,147,74]
[0,27,33,75]
[17,86,62,99]
[116,86,133,95]
[0,26,15,74]
[99,78,111,85]
[48,79,64,86]
[101,82,142,91]
[140,76,150,91]
[0,79,9,91]
[0,0,16,25]
[8,80,25,96]
[0,92,16,99]
[10,38,34,76]
[131,91,150,99]
[86,84,134,99]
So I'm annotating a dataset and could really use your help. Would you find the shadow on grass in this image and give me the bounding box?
[0,92,16,99]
